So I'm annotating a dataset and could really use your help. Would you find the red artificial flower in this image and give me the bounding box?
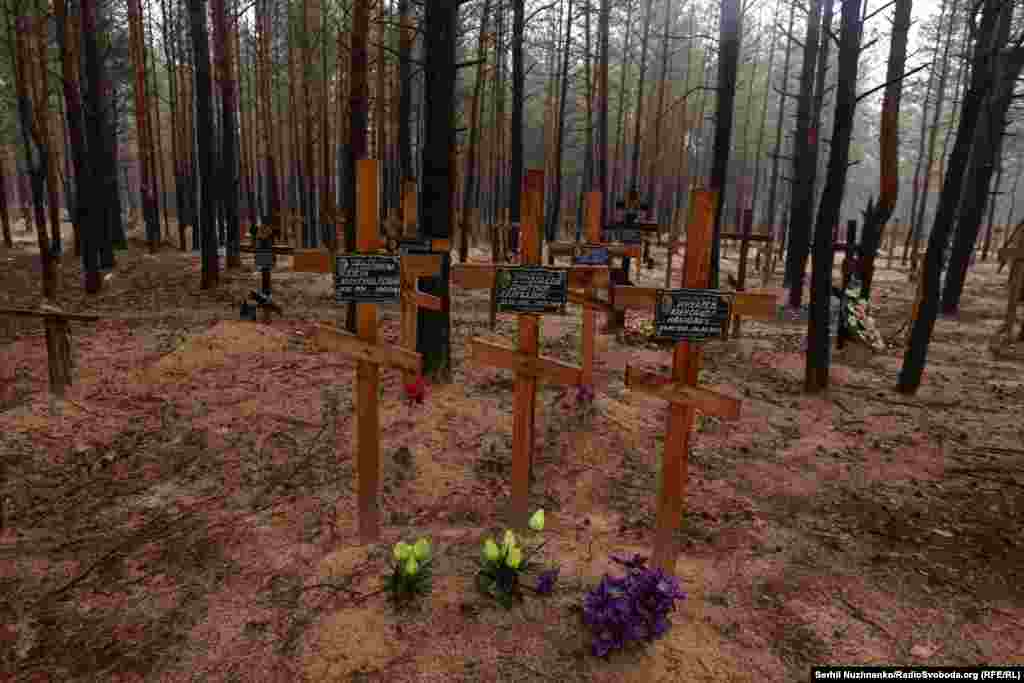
[404,376,427,406]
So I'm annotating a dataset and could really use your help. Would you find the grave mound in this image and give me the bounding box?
[139,320,291,383]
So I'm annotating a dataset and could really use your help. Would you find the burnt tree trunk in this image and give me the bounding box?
[709,0,741,289]
[417,0,458,382]
[805,0,862,393]
[858,0,911,301]
[898,0,1012,394]
[941,25,1022,314]
[783,0,823,303]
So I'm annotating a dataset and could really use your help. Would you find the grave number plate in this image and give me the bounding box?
[654,289,733,342]
[334,255,401,304]
[254,250,276,270]
[495,267,569,314]
[574,246,610,266]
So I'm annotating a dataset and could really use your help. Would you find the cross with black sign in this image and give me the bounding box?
[301,159,426,544]
[613,189,762,574]
[462,170,609,529]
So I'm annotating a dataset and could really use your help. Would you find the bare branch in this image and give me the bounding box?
[863,0,897,24]
[856,62,931,103]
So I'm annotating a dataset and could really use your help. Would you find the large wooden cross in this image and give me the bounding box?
[461,170,608,528]
[614,189,754,573]
[300,159,425,543]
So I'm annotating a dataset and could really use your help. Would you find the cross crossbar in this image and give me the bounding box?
[625,365,741,419]
[312,323,422,372]
[470,339,583,386]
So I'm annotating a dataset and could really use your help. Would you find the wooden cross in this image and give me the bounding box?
[461,170,607,528]
[0,306,100,398]
[999,234,1024,343]
[613,189,745,573]
[299,159,424,543]
[720,210,774,337]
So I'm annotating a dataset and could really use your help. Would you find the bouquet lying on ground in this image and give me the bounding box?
[844,286,886,351]
[581,553,687,657]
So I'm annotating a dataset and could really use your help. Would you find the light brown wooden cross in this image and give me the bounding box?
[461,170,606,529]
[615,189,747,573]
[303,159,424,544]
[999,239,1024,343]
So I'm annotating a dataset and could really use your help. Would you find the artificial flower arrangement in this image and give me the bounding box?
[477,509,559,607]
[385,537,433,606]
[843,286,886,351]
[581,553,687,657]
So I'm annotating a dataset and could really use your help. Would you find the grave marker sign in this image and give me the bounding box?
[654,289,733,342]
[334,254,401,304]
[494,267,568,314]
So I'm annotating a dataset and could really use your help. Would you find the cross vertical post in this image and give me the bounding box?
[356,159,382,543]
[511,169,545,526]
[650,189,714,572]
[581,191,602,386]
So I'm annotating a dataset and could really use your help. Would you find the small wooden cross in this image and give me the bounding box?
[720,212,774,337]
[999,237,1024,343]
[461,170,607,529]
[0,306,100,398]
[613,189,753,573]
[301,159,425,544]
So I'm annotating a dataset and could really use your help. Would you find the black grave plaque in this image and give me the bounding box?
[334,255,401,304]
[494,267,569,314]
[654,289,733,342]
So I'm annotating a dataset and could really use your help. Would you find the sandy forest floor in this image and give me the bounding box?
[1,220,1022,682]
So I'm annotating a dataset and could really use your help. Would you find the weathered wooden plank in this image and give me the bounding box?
[0,307,101,322]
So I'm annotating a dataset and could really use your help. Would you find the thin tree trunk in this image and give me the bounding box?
[460,0,492,262]
[128,0,160,252]
[544,0,572,245]
[857,0,911,300]
[55,0,88,260]
[806,0,862,393]
[611,0,635,208]
[898,0,1015,394]
[189,0,219,288]
[980,151,1003,261]
[346,0,371,331]
[783,0,823,304]
[211,0,240,266]
[709,0,742,289]
[597,0,610,228]
[941,28,1021,314]
[909,0,960,274]
[750,2,779,237]
[762,0,795,279]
